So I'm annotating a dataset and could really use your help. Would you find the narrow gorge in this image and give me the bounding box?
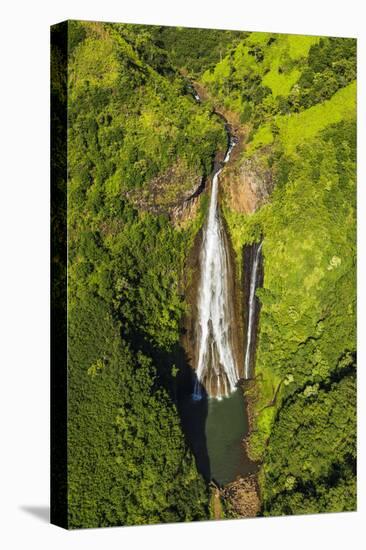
[178,93,264,509]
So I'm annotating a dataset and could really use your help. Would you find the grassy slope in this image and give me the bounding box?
[202,32,319,115]
[202,31,356,515]
[262,35,320,97]
[249,80,356,152]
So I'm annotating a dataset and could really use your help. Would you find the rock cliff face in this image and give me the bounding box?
[126,159,204,218]
[170,150,227,226]
[193,81,274,216]
[125,101,274,226]
[222,153,273,214]
[170,195,201,226]
[125,152,230,227]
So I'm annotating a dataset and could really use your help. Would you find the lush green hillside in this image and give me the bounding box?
[248,80,356,153]
[202,32,356,125]
[68,296,209,527]
[147,25,243,76]
[65,20,229,528]
[53,22,356,526]
[204,31,356,515]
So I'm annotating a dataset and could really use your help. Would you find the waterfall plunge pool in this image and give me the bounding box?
[178,386,257,486]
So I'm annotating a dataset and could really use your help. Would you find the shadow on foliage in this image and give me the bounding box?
[122,328,211,483]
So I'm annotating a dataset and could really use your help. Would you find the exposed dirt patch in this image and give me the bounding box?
[222,475,260,518]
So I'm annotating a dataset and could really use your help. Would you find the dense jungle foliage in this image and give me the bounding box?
[202,32,356,515]
[62,20,229,528]
[53,21,356,526]
[147,25,243,76]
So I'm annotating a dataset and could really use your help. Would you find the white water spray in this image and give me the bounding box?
[244,243,263,379]
[194,139,238,399]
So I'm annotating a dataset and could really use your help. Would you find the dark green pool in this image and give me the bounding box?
[178,387,256,486]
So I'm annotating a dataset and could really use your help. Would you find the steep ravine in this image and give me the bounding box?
[178,83,265,517]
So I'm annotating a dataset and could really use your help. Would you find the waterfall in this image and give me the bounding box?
[244,242,263,379]
[194,139,238,400]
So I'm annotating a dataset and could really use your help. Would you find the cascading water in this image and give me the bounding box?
[243,242,263,379]
[179,86,260,486]
[194,138,238,400]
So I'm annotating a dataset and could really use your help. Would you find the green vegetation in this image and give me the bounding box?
[261,34,319,97]
[68,296,208,527]
[206,31,356,516]
[52,22,356,526]
[202,32,356,130]
[240,121,356,464]
[63,20,230,528]
[147,25,243,77]
[248,80,356,154]
[260,371,356,515]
